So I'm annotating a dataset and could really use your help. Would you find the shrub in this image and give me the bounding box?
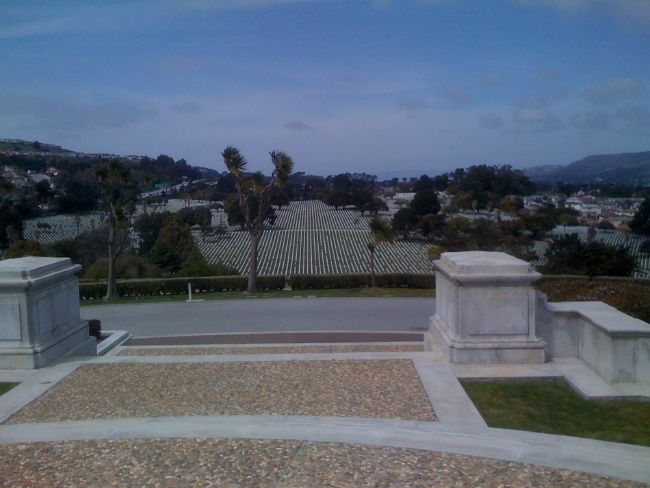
[176,250,239,277]
[84,255,162,281]
[289,274,371,290]
[4,240,48,258]
[79,274,286,300]
[288,273,435,290]
[543,234,636,277]
[78,273,434,299]
[88,319,102,340]
[537,277,650,323]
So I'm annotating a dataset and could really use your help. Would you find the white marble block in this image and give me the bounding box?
[427,251,546,364]
[0,257,96,369]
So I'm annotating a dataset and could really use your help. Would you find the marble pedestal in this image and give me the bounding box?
[426,251,546,364]
[0,257,96,369]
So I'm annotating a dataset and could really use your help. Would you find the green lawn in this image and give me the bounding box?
[81,287,435,306]
[0,383,18,396]
[461,379,650,447]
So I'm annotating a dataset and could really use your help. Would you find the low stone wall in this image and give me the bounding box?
[536,292,650,385]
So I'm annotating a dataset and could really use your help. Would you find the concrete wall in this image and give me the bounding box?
[536,292,650,385]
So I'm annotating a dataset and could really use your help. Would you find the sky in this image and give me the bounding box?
[1,0,650,177]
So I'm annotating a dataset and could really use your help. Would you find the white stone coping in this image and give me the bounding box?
[439,251,534,275]
[435,252,541,286]
[118,341,424,350]
[546,301,650,337]
[0,257,80,290]
[96,330,131,356]
[89,351,437,364]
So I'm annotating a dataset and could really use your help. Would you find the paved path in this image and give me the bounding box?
[82,297,435,337]
[2,415,649,483]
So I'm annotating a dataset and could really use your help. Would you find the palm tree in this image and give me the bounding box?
[95,160,131,302]
[368,217,394,287]
[222,147,293,294]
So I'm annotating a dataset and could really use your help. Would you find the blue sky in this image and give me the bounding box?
[1,0,650,176]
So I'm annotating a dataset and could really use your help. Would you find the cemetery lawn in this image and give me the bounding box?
[0,383,18,396]
[461,379,650,447]
[80,287,435,306]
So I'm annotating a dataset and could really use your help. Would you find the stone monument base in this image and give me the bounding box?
[427,314,547,364]
[0,320,96,370]
[0,257,97,369]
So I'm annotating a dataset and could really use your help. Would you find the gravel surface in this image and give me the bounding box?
[6,360,435,423]
[118,344,423,356]
[0,439,643,487]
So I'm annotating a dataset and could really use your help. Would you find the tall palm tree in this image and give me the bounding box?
[222,147,293,294]
[95,160,131,301]
[368,217,394,287]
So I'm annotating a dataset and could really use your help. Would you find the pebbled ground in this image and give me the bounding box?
[0,439,644,488]
[6,360,435,424]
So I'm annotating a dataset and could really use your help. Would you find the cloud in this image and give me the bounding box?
[151,57,210,75]
[0,92,157,131]
[515,92,565,110]
[483,73,505,88]
[513,0,590,13]
[584,78,646,105]
[514,0,650,29]
[0,0,325,40]
[336,74,363,86]
[371,0,393,9]
[513,107,564,132]
[170,101,203,114]
[616,107,650,130]
[283,120,313,131]
[398,97,429,110]
[603,0,650,29]
[569,110,611,131]
[478,113,505,130]
[437,86,471,105]
[536,69,558,82]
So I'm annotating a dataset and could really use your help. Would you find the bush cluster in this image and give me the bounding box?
[88,319,102,340]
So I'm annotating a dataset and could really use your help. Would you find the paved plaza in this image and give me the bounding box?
[1,342,649,486]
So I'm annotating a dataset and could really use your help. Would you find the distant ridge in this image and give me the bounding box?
[524,151,650,185]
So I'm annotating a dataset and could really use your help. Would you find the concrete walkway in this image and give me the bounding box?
[81,297,435,337]
[1,415,649,483]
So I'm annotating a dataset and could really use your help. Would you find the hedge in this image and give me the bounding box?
[79,272,436,299]
[80,275,285,300]
[288,273,435,290]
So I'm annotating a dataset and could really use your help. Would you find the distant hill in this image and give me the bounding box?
[0,138,79,157]
[0,138,220,180]
[524,151,650,185]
